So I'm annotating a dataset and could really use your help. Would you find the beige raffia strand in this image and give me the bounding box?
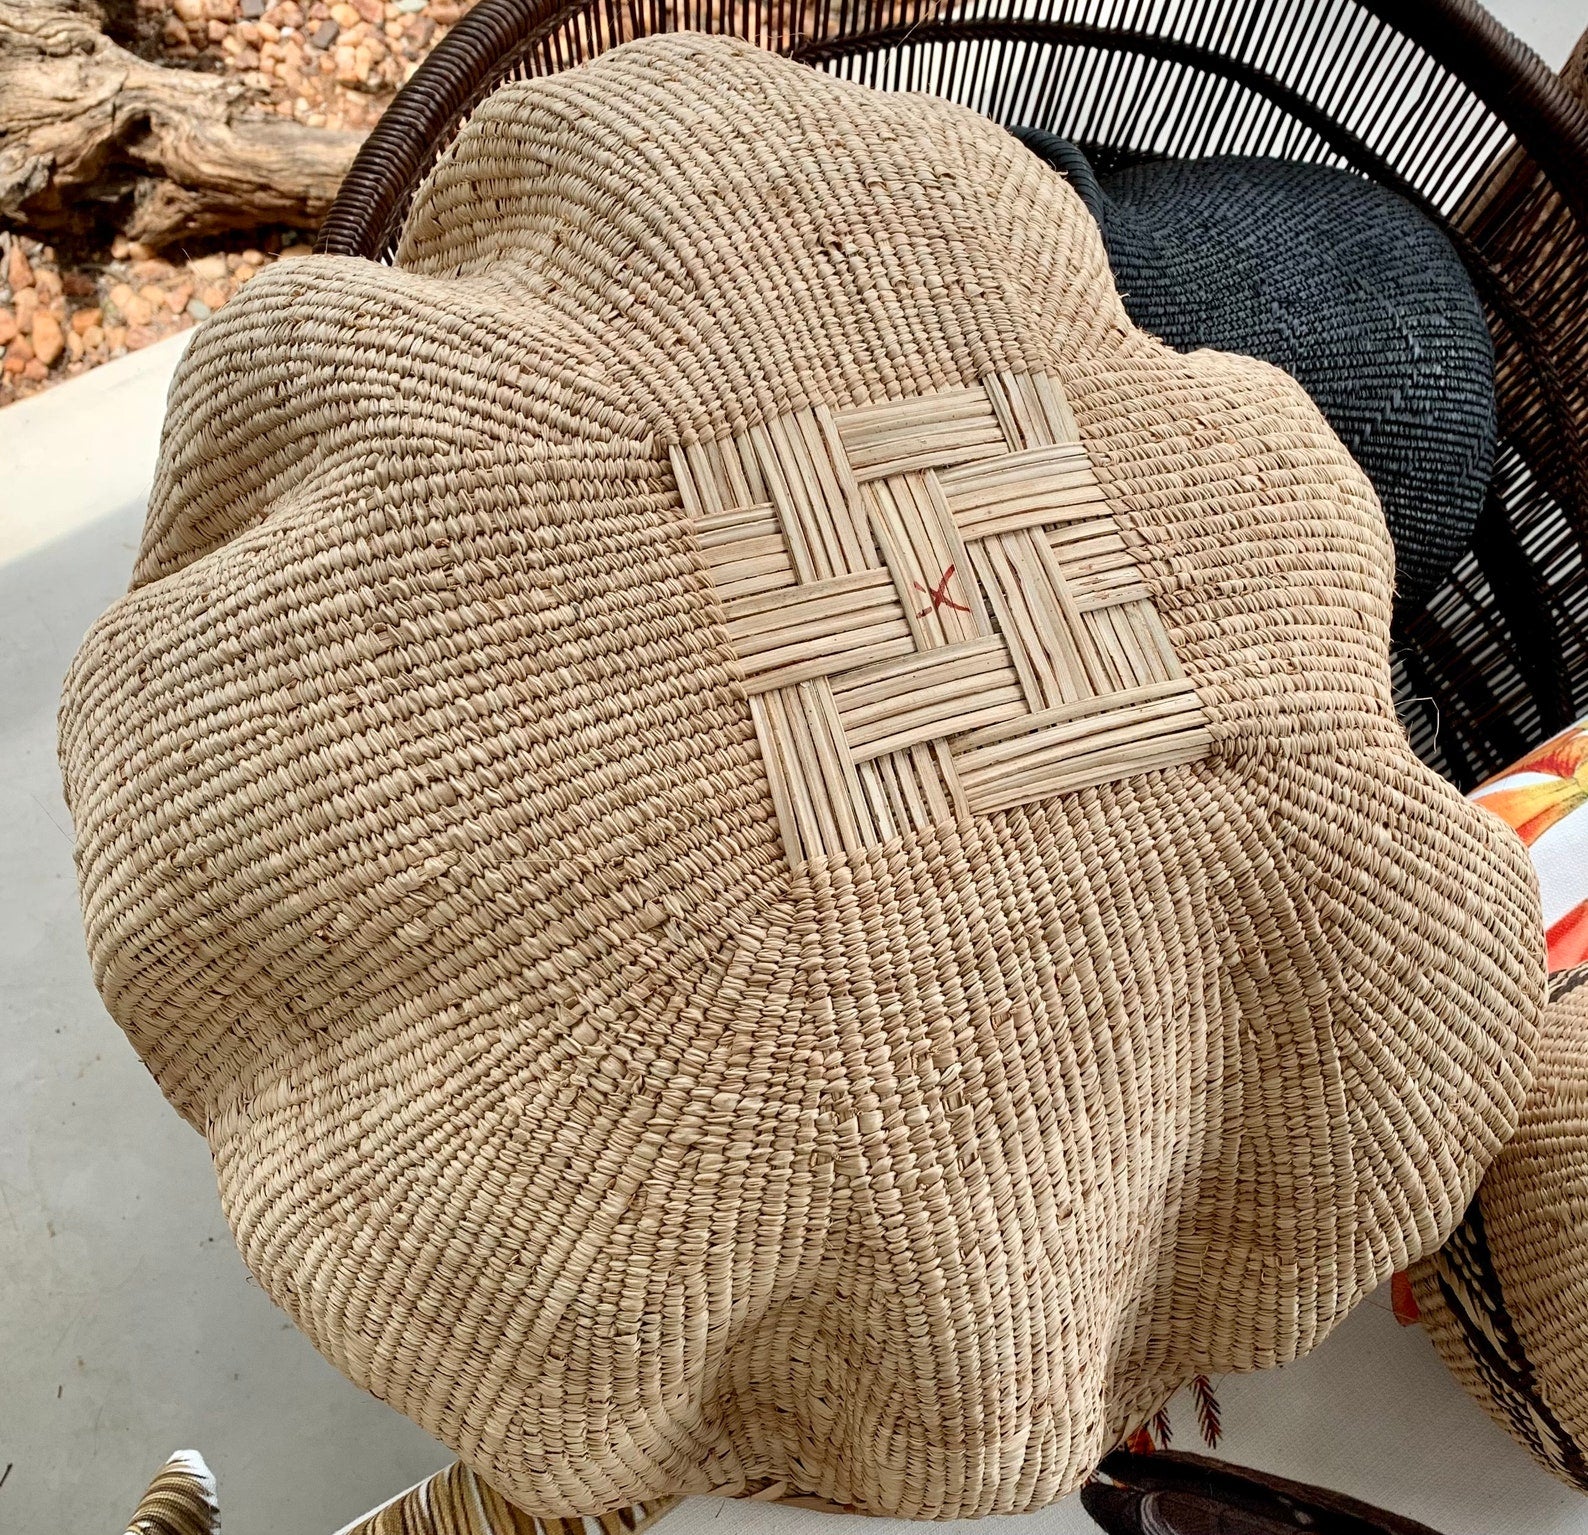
[674,372,1208,867]
[61,33,1544,1527]
[339,1466,678,1535]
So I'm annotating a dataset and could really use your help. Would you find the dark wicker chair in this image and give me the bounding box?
[316,0,1588,788]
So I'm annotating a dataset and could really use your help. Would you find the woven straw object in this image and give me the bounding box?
[1412,966,1588,1489]
[121,1453,220,1535]
[60,35,1544,1520]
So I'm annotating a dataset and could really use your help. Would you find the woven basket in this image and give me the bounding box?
[62,34,1551,1517]
[314,0,1588,790]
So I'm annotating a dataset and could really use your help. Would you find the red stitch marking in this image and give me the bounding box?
[914,563,972,618]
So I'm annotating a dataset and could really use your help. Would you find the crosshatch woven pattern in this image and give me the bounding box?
[674,371,1208,865]
[60,34,1545,1522]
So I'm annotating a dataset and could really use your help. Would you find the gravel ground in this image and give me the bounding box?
[0,0,472,409]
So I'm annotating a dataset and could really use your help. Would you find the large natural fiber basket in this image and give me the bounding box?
[64,32,1549,1517]
[315,0,1588,791]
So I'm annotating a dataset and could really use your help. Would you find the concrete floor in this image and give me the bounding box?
[5,8,1588,1525]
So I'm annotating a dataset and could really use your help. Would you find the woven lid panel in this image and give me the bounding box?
[675,370,1208,866]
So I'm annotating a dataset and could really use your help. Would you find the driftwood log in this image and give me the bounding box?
[0,0,365,247]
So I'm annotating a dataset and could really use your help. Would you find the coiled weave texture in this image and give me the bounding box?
[60,35,1543,1521]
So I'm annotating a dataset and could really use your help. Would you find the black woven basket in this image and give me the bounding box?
[316,0,1588,788]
